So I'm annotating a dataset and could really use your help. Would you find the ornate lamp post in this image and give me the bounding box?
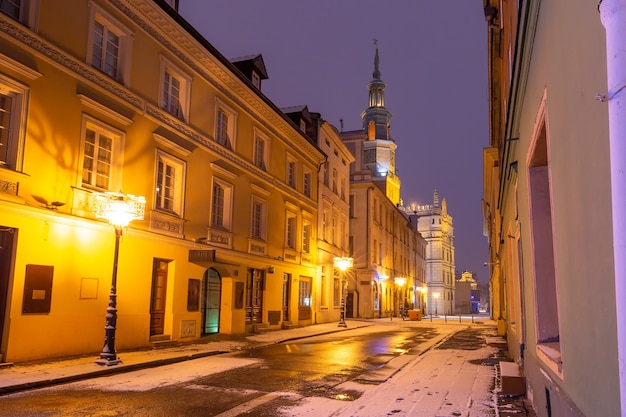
[433,292,440,317]
[92,191,145,366]
[334,256,353,328]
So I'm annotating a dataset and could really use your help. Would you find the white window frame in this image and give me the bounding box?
[154,149,186,216]
[210,177,233,231]
[1,0,39,27]
[159,56,191,122]
[253,128,269,171]
[0,75,28,171]
[303,168,312,198]
[286,155,297,188]
[215,98,237,150]
[79,115,124,191]
[286,211,297,249]
[87,4,133,86]
[250,195,267,240]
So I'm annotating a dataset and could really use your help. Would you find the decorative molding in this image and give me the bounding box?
[78,94,134,126]
[248,239,267,256]
[207,227,233,249]
[0,52,43,80]
[210,163,238,180]
[250,183,270,197]
[0,177,18,196]
[153,132,192,157]
[150,210,185,238]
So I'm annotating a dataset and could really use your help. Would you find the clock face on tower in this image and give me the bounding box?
[364,149,376,164]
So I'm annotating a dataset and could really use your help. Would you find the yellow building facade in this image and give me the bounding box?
[0,0,324,363]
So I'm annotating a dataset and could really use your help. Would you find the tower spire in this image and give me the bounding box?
[373,38,381,79]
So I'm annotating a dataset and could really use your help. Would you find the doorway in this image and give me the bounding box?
[245,268,264,324]
[0,227,16,361]
[282,273,290,321]
[346,292,354,318]
[201,268,221,334]
[150,259,169,336]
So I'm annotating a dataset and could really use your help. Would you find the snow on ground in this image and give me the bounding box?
[278,333,498,417]
[58,356,259,392]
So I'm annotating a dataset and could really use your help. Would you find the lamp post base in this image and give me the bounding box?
[95,357,122,366]
[338,321,347,328]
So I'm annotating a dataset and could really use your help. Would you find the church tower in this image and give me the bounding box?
[360,43,401,205]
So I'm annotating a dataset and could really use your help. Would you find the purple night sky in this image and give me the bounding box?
[179,1,490,282]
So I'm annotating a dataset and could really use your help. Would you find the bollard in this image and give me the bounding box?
[459,314,462,323]
[444,314,447,323]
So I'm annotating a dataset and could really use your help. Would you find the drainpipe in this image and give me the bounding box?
[599,1,626,413]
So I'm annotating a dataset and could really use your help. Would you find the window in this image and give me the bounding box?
[0,0,21,19]
[303,169,312,198]
[155,150,185,216]
[302,220,311,253]
[323,163,329,186]
[340,220,346,249]
[253,131,268,170]
[340,176,346,200]
[251,196,267,240]
[286,157,296,188]
[322,209,329,241]
[286,213,297,249]
[299,119,306,132]
[160,57,191,121]
[349,195,355,218]
[80,116,124,191]
[331,215,337,245]
[0,76,27,171]
[215,99,237,150]
[528,92,561,371]
[88,5,132,85]
[332,168,338,193]
[251,71,260,89]
[299,278,311,308]
[211,178,233,230]
[1,0,37,25]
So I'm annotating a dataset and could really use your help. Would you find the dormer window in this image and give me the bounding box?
[300,119,306,132]
[251,71,260,89]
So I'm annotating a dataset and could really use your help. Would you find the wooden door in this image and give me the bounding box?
[150,259,168,336]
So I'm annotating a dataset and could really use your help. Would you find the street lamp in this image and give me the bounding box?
[92,191,145,366]
[334,256,353,328]
[394,277,406,317]
[433,292,440,317]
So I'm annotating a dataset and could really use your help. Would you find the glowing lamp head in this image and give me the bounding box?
[433,292,440,299]
[333,256,354,271]
[394,277,406,286]
[93,191,146,228]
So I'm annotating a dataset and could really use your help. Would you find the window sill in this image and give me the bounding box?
[536,343,563,378]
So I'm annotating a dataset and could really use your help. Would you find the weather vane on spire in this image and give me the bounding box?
[373,38,378,46]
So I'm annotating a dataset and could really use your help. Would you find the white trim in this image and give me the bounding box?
[210,163,238,180]
[0,52,43,80]
[153,132,192,156]
[78,94,134,126]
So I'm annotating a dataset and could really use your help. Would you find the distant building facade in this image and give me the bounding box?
[407,190,455,315]
[342,47,426,318]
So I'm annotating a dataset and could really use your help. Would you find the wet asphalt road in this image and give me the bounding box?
[0,324,444,417]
